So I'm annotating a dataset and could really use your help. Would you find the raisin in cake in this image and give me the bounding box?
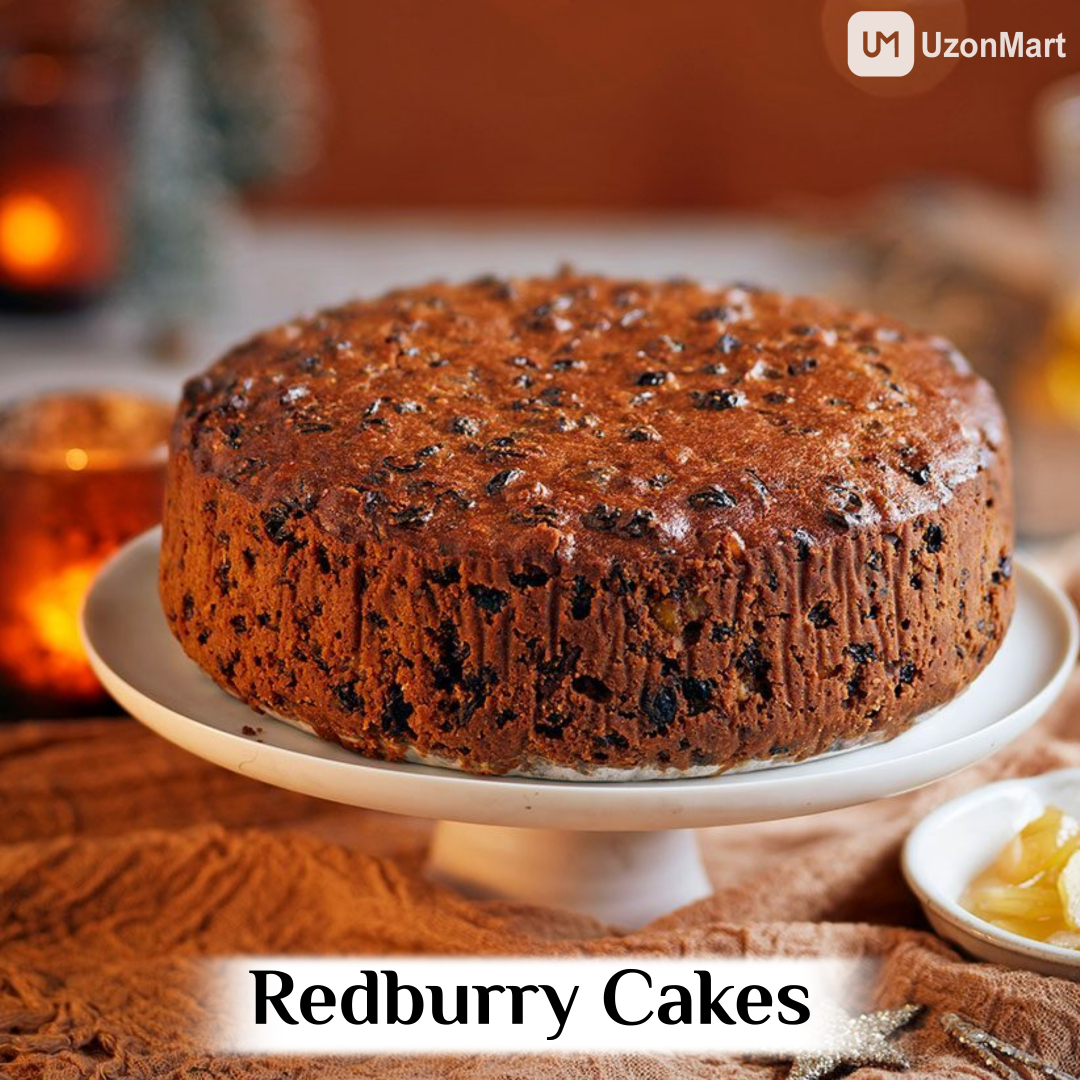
[161,272,1014,778]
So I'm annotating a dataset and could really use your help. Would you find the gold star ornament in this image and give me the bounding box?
[789,1004,923,1080]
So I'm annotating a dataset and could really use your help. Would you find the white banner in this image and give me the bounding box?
[204,956,869,1055]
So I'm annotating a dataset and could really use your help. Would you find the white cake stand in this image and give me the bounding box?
[82,529,1077,927]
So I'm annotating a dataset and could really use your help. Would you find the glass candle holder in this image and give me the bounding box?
[0,392,172,717]
[0,41,127,310]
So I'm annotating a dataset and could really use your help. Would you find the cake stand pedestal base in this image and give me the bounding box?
[427,823,711,927]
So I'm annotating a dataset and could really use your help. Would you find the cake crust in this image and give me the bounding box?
[160,273,1015,777]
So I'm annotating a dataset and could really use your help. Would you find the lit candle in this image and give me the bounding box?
[0,392,172,716]
[0,192,70,281]
[0,45,124,309]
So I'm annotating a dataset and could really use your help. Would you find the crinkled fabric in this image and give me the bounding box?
[2,688,1080,1078]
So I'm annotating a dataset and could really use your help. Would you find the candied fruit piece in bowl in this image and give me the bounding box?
[962,807,1080,945]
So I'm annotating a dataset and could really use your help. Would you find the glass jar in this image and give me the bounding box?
[0,392,171,716]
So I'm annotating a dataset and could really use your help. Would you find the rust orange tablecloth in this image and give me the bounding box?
[3,695,1080,1079]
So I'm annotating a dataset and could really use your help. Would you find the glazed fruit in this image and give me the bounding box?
[963,807,1080,947]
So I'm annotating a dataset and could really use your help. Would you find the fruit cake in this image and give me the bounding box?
[161,272,1014,779]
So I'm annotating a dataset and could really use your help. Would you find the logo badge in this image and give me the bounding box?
[847,11,915,76]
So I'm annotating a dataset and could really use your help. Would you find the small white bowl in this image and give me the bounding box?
[903,769,1080,980]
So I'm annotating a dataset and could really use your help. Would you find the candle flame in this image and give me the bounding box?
[0,193,67,278]
[26,563,95,659]
[65,447,89,471]
[0,561,103,700]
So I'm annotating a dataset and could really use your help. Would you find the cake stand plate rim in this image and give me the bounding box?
[81,528,1078,832]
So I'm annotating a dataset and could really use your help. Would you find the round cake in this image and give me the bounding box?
[161,272,1015,779]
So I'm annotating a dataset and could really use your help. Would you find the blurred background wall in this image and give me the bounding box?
[4,0,1080,213]
[261,0,1080,211]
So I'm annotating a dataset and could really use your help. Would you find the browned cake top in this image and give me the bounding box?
[175,272,1006,562]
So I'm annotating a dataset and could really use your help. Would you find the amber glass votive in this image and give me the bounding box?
[0,43,126,310]
[0,392,172,716]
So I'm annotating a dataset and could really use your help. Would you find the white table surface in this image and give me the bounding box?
[0,213,848,403]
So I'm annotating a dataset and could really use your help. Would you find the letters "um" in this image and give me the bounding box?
[863,30,900,57]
